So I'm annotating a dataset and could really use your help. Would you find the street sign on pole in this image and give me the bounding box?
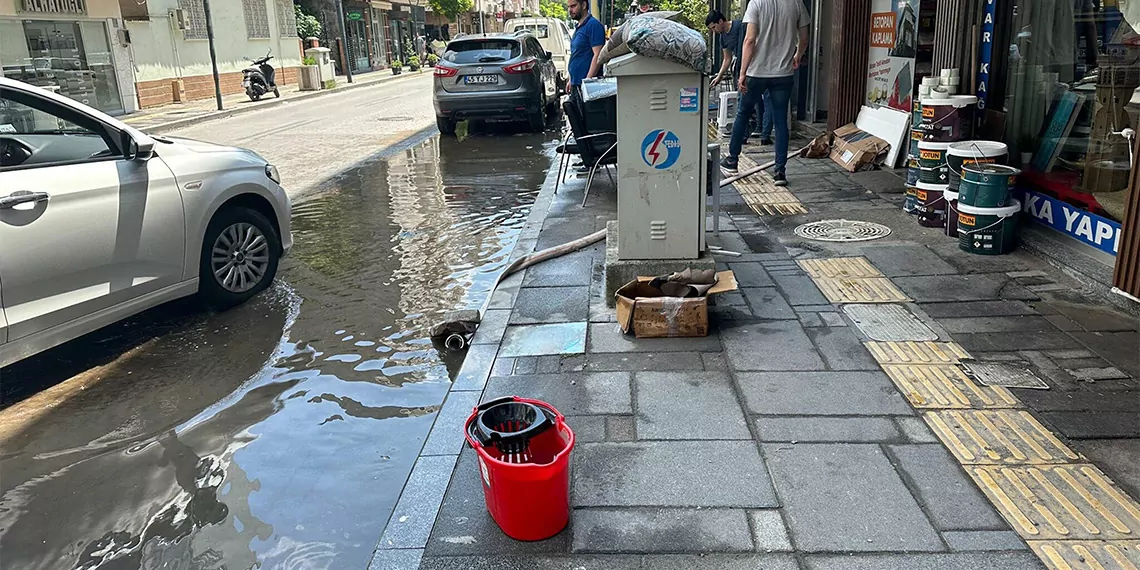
[202,0,223,111]
[336,0,355,83]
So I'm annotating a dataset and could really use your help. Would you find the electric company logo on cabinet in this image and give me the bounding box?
[1021,190,1122,256]
[641,130,681,170]
[20,0,86,13]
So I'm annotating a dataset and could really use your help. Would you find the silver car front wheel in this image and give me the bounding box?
[211,222,270,293]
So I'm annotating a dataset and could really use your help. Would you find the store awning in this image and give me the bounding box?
[371,0,393,9]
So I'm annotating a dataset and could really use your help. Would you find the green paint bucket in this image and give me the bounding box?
[958,164,1020,208]
[957,199,1021,255]
[918,141,951,184]
[904,185,919,214]
[947,141,1008,192]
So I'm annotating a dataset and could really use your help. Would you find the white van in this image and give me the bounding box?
[504,17,573,90]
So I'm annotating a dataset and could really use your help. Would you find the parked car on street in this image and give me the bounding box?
[0,77,292,367]
[503,17,573,92]
[433,33,559,135]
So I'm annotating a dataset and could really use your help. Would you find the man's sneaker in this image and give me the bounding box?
[721,156,739,173]
[751,131,762,139]
[773,172,788,186]
[760,138,774,146]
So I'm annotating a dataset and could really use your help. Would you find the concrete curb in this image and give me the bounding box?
[137,71,430,134]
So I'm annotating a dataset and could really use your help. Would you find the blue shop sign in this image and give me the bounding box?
[1019,190,1121,256]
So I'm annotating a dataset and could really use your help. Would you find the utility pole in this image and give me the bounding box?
[336,0,355,83]
[202,0,223,111]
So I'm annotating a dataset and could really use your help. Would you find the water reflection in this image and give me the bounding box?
[0,130,551,569]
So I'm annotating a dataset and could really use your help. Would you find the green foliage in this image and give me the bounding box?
[391,60,403,68]
[404,41,417,61]
[426,53,440,65]
[302,55,318,66]
[655,0,706,29]
[295,4,322,38]
[408,55,422,69]
[428,0,475,22]
[539,0,568,20]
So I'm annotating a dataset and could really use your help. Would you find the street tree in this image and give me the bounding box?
[295,4,322,38]
[654,0,704,29]
[428,0,475,22]
[539,0,568,20]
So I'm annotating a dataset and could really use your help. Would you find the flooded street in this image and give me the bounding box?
[0,127,554,569]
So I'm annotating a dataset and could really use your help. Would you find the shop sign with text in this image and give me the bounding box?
[1020,190,1121,256]
[20,0,86,13]
[866,0,919,113]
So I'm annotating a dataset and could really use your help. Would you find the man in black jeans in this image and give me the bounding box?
[707,10,772,145]
[720,0,809,186]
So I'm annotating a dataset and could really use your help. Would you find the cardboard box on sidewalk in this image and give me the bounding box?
[830,123,890,172]
[615,270,738,338]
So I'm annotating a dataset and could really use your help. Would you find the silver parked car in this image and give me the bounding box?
[0,77,292,367]
[432,32,559,134]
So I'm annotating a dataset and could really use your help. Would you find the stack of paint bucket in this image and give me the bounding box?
[957,163,1022,255]
[904,100,924,215]
[945,141,1009,238]
[914,70,980,230]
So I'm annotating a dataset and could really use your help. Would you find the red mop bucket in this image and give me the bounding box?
[464,396,575,541]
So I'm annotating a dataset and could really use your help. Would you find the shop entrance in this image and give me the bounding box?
[344,8,372,72]
[0,19,123,114]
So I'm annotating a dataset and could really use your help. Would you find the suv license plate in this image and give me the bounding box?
[464,75,498,85]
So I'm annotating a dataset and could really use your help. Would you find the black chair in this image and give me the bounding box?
[562,99,617,207]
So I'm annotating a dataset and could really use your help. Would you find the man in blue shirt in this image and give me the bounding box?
[567,0,605,92]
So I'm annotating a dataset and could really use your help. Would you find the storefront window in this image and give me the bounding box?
[0,19,123,115]
[1003,0,1138,223]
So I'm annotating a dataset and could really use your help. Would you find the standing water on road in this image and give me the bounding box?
[0,130,552,569]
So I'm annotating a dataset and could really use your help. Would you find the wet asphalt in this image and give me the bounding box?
[0,119,556,569]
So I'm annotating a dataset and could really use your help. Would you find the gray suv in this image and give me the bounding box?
[433,32,559,134]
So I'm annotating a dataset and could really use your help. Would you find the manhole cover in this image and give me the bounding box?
[794,219,892,242]
[843,304,937,341]
[965,363,1050,389]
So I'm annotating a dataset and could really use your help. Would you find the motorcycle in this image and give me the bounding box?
[242,52,280,102]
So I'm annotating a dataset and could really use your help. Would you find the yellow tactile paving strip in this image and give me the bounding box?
[799,257,911,304]
[969,465,1140,541]
[865,341,972,365]
[924,410,1083,465]
[836,253,1140,569]
[734,178,809,216]
[1029,540,1140,569]
[882,364,1021,409]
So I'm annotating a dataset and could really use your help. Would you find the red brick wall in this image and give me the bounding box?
[135,67,301,109]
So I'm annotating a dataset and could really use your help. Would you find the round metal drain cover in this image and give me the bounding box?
[794,219,892,242]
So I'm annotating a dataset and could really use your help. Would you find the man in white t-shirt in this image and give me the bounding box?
[720,0,809,187]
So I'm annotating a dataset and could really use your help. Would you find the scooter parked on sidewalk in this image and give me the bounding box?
[242,52,280,102]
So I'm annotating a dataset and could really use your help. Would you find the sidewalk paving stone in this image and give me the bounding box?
[941,531,1028,551]
[819,312,847,327]
[1070,331,1140,377]
[510,286,589,324]
[1013,386,1140,413]
[741,288,797,320]
[418,555,641,569]
[421,391,482,456]
[634,371,751,440]
[763,443,944,552]
[639,553,799,570]
[571,508,754,553]
[738,372,913,416]
[701,352,727,370]
[368,548,424,570]
[482,372,633,415]
[721,321,826,371]
[771,274,830,305]
[936,316,1058,334]
[727,262,775,287]
[806,327,882,371]
[1040,411,1140,438]
[565,416,607,442]
[755,416,902,442]
[859,244,958,277]
[748,510,793,552]
[1037,301,1140,332]
[954,331,1086,353]
[377,455,459,549]
[1072,439,1140,499]
[894,416,940,443]
[804,552,1044,569]
[426,450,571,556]
[799,313,824,327]
[471,309,510,345]
[453,344,498,391]
[559,352,706,373]
[499,323,587,357]
[573,441,777,507]
[918,300,1038,318]
[587,323,723,353]
[892,274,1036,302]
[521,250,595,287]
[605,416,636,441]
[885,444,1007,531]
